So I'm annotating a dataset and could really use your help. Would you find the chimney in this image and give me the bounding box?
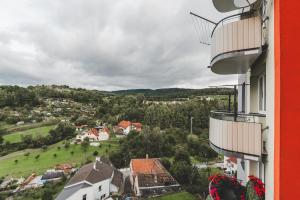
[94,157,101,170]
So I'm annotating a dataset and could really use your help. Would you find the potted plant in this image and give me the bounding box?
[208,174,245,200]
[245,176,265,200]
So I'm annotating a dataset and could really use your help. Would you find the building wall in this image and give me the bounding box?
[92,179,110,200]
[265,0,275,199]
[66,186,92,200]
[65,180,110,200]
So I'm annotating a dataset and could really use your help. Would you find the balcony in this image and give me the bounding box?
[209,111,265,159]
[210,15,262,74]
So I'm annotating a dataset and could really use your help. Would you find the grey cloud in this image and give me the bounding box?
[0,0,236,90]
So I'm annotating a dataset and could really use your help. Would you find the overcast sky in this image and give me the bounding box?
[0,0,237,91]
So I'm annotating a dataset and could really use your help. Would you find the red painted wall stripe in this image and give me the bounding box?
[275,0,300,199]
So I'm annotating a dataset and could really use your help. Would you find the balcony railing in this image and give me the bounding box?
[210,14,262,74]
[209,111,265,158]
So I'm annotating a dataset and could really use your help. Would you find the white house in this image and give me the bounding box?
[115,121,142,136]
[56,158,123,200]
[76,128,109,142]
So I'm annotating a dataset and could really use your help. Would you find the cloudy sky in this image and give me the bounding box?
[0,0,237,91]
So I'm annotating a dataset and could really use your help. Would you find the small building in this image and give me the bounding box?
[224,156,238,176]
[41,171,64,182]
[115,121,142,136]
[16,121,25,126]
[56,158,123,200]
[55,163,74,173]
[130,157,180,198]
[76,128,109,142]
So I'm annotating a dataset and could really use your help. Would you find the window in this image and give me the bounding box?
[101,194,106,200]
[82,194,87,200]
[98,185,102,191]
[258,73,266,112]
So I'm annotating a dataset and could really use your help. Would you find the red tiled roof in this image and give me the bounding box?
[131,158,165,174]
[89,128,99,137]
[132,122,142,129]
[103,127,109,133]
[226,157,237,164]
[118,120,131,129]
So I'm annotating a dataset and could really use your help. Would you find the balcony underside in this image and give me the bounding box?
[210,48,261,74]
[212,0,258,12]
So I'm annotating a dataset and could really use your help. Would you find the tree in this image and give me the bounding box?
[64,141,70,149]
[35,154,40,160]
[93,151,98,156]
[42,189,53,200]
[14,159,18,164]
[24,152,30,158]
[0,136,3,144]
[160,158,171,170]
[70,151,74,155]
[81,137,89,152]
[170,161,192,185]
[174,147,191,165]
[53,154,57,158]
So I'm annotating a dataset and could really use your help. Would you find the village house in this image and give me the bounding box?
[56,157,123,200]
[114,120,142,136]
[76,127,109,142]
[130,157,180,198]
[223,156,238,176]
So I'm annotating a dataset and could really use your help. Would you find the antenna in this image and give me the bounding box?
[190,11,217,46]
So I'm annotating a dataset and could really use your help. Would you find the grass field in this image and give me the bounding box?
[0,138,120,178]
[150,191,196,200]
[3,125,56,143]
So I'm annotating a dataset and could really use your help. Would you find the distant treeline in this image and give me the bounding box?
[112,87,234,100]
[0,85,233,108]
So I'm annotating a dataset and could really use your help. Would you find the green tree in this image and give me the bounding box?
[81,137,89,152]
[42,189,53,200]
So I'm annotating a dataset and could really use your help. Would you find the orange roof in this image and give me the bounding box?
[103,127,109,133]
[226,157,237,164]
[131,158,165,174]
[132,122,142,129]
[118,120,131,129]
[89,128,99,137]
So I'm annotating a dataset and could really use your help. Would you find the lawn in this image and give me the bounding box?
[3,125,56,143]
[150,191,196,200]
[0,138,120,178]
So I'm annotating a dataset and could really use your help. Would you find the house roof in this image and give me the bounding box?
[89,128,99,137]
[41,172,64,180]
[132,123,142,129]
[111,169,123,188]
[226,157,237,164]
[118,120,131,129]
[66,161,114,187]
[137,173,178,187]
[131,158,165,174]
[55,163,72,170]
[55,182,91,200]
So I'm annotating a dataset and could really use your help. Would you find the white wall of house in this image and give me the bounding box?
[98,132,109,141]
[66,186,91,200]
[123,126,131,135]
[65,179,110,200]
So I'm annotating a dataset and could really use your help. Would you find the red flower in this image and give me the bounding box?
[248,176,265,198]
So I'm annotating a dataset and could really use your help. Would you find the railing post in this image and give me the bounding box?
[228,93,231,112]
[234,85,237,121]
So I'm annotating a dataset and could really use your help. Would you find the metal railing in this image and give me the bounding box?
[210,110,266,123]
[211,11,256,37]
